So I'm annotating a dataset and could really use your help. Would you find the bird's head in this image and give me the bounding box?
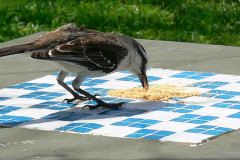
[130,41,149,90]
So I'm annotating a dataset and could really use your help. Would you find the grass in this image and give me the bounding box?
[0,0,240,46]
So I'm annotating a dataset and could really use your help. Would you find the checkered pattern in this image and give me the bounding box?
[1,68,240,144]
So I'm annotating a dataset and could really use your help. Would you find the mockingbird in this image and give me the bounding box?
[0,23,148,109]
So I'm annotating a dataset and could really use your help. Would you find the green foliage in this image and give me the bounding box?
[0,0,240,46]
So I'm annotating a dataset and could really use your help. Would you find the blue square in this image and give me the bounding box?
[83,123,103,129]
[20,94,37,98]
[43,112,90,121]
[171,118,188,122]
[187,82,208,87]
[59,112,90,121]
[171,74,188,78]
[198,73,215,77]
[56,123,85,131]
[112,118,160,128]
[198,116,218,121]
[41,101,59,105]
[186,128,205,133]
[215,127,233,132]
[123,118,142,123]
[173,109,191,113]
[167,104,186,108]
[229,91,240,96]
[56,125,75,131]
[188,120,207,124]
[158,108,175,112]
[19,83,35,87]
[201,93,215,98]
[112,121,132,126]
[140,119,160,125]
[230,105,240,109]
[135,129,157,134]
[35,96,54,100]
[89,79,108,84]
[0,97,9,101]
[187,75,205,80]
[120,71,131,74]
[47,93,65,97]
[185,105,203,110]
[181,114,199,119]
[36,83,54,88]
[224,101,240,104]
[130,123,150,128]
[118,76,137,81]
[197,125,216,129]
[154,130,175,136]
[0,115,33,126]
[228,112,240,118]
[8,85,22,89]
[0,115,15,120]
[126,133,144,138]
[71,127,92,133]
[81,82,97,86]
[209,90,228,94]
[66,81,72,85]
[0,106,20,114]
[25,87,41,90]
[48,106,66,110]
[203,130,224,135]
[201,85,218,89]
[14,116,34,121]
[213,103,231,108]
[215,95,234,99]
[147,76,161,82]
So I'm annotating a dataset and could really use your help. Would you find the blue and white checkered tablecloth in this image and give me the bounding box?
[1,68,240,144]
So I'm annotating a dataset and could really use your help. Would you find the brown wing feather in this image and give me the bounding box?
[31,35,128,73]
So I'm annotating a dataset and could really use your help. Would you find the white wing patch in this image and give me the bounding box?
[84,51,115,69]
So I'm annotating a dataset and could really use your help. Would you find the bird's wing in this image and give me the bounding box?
[31,35,128,73]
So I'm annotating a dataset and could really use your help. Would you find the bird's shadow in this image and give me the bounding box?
[11,100,173,128]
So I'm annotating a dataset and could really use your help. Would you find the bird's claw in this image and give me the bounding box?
[82,102,126,110]
[62,95,90,103]
[93,94,100,98]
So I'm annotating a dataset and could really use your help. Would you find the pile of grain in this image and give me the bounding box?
[108,84,201,101]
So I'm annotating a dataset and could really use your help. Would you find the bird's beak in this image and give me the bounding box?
[139,73,149,91]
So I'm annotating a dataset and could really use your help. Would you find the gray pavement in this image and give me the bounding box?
[1,33,240,160]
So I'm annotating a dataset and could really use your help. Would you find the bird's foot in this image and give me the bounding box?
[83,102,126,110]
[62,94,100,103]
[63,95,89,103]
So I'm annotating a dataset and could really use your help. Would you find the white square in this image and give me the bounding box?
[0,98,45,108]
[0,88,33,98]
[133,110,182,121]
[28,75,58,84]
[6,108,58,119]
[191,106,239,117]
[147,121,199,132]
[205,117,240,129]
[22,119,70,131]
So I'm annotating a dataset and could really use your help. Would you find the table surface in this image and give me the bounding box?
[1,33,240,160]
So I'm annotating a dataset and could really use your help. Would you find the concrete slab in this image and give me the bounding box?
[1,33,240,160]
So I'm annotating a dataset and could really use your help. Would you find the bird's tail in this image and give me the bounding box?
[0,43,34,57]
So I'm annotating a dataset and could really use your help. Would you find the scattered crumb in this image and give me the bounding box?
[108,84,201,101]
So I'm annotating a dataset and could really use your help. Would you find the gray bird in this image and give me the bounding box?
[0,23,148,109]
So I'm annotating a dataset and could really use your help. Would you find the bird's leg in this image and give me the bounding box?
[57,71,89,103]
[73,87,125,110]
[72,75,124,109]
